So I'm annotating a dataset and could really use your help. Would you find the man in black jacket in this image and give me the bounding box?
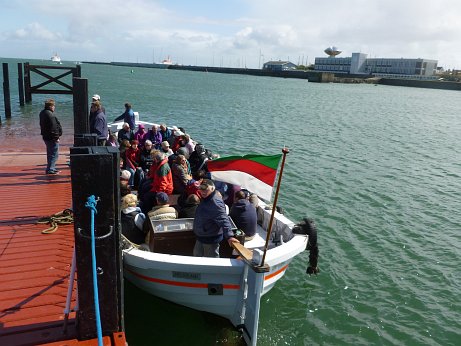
[39,99,62,174]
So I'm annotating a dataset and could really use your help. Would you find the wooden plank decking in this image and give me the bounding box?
[0,149,98,345]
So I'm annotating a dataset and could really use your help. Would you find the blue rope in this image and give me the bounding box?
[85,195,103,346]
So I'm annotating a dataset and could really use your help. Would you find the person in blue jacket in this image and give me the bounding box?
[89,101,108,146]
[193,179,239,257]
[114,103,136,131]
[229,190,257,240]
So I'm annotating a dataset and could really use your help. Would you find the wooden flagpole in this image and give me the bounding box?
[260,147,289,267]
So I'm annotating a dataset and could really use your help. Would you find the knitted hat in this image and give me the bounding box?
[156,192,169,204]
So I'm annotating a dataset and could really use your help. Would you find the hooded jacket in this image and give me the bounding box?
[229,199,257,237]
[149,158,174,194]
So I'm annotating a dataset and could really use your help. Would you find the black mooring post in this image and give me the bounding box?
[75,64,82,78]
[2,63,11,119]
[70,146,123,340]
[24,62,31,103]
[17,63,25,106]
[72,77,90,145]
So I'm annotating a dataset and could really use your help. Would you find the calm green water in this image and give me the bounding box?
[1,58,460,345]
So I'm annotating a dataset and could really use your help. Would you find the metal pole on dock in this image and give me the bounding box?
[2,63,11,119]
[17,63,25,106]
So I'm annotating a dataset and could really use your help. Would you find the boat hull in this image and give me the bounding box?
[123,234,307,325]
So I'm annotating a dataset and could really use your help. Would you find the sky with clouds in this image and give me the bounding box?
[1,0,460,69]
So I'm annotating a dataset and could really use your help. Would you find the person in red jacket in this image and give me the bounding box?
[140,150,173,214]
[124,139,140,187]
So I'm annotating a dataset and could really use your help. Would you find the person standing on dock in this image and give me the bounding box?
[114,103,136,131]
[89,101,108,146]
[89,94,105,129]
[39,99,62,175]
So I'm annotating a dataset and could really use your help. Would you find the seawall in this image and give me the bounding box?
[82,61,335,82]
[379,78,461,91]
[81,61,461,90]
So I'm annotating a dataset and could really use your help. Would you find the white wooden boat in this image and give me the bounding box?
[123,201,310,345]
[108,119,317,345]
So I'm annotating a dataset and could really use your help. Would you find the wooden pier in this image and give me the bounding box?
[0,150,125,345]
[1,68,126,345]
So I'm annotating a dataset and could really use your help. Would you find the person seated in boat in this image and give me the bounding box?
[120,169,132,197]
[114,103,136,131]
[119,139,131,169]
[185,169,206,198]
[249,192,259,208]
[124,140,141,188]
[134,124,148,147]
[193,179,239,258]
[106,134,118,147]
[229,190,257,241]
[182,134,196,156]
[214,190,229,214]
[171,154,192,194]
[178,194,200,218]
[170,129,185,153]
[147,192,178,220]
[175,168,205,207]
[120,183,132,198]
[213,179,230,205]
[120,193,146,244]
[189,143,213,174]
[220,183,241,209]
[160,141,174,157]
[139,150,174,214]
[140,140,154,173]
[159,124,172,143]
[147,125,162,149]
[168,147,189,168]
[117,123,133,144]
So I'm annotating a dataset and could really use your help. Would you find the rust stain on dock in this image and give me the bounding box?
[0,150,78,345]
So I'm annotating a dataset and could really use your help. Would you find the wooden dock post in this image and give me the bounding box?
[17,63,25,106]
[24,62,31,103]
[2,63,11,119]
[72,77,89,134]
[75,64,82,78]
[72,77,97,147]
[70,146,123,340]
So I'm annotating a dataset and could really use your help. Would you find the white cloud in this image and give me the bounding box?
[6,22,62,41]
[1,0,461,68]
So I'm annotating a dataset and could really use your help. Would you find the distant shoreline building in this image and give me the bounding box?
[314,51,438,79]
[263,60,297,72]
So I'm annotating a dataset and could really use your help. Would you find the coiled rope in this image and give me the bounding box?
[85,195,103,346]
[37,209,74,234]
